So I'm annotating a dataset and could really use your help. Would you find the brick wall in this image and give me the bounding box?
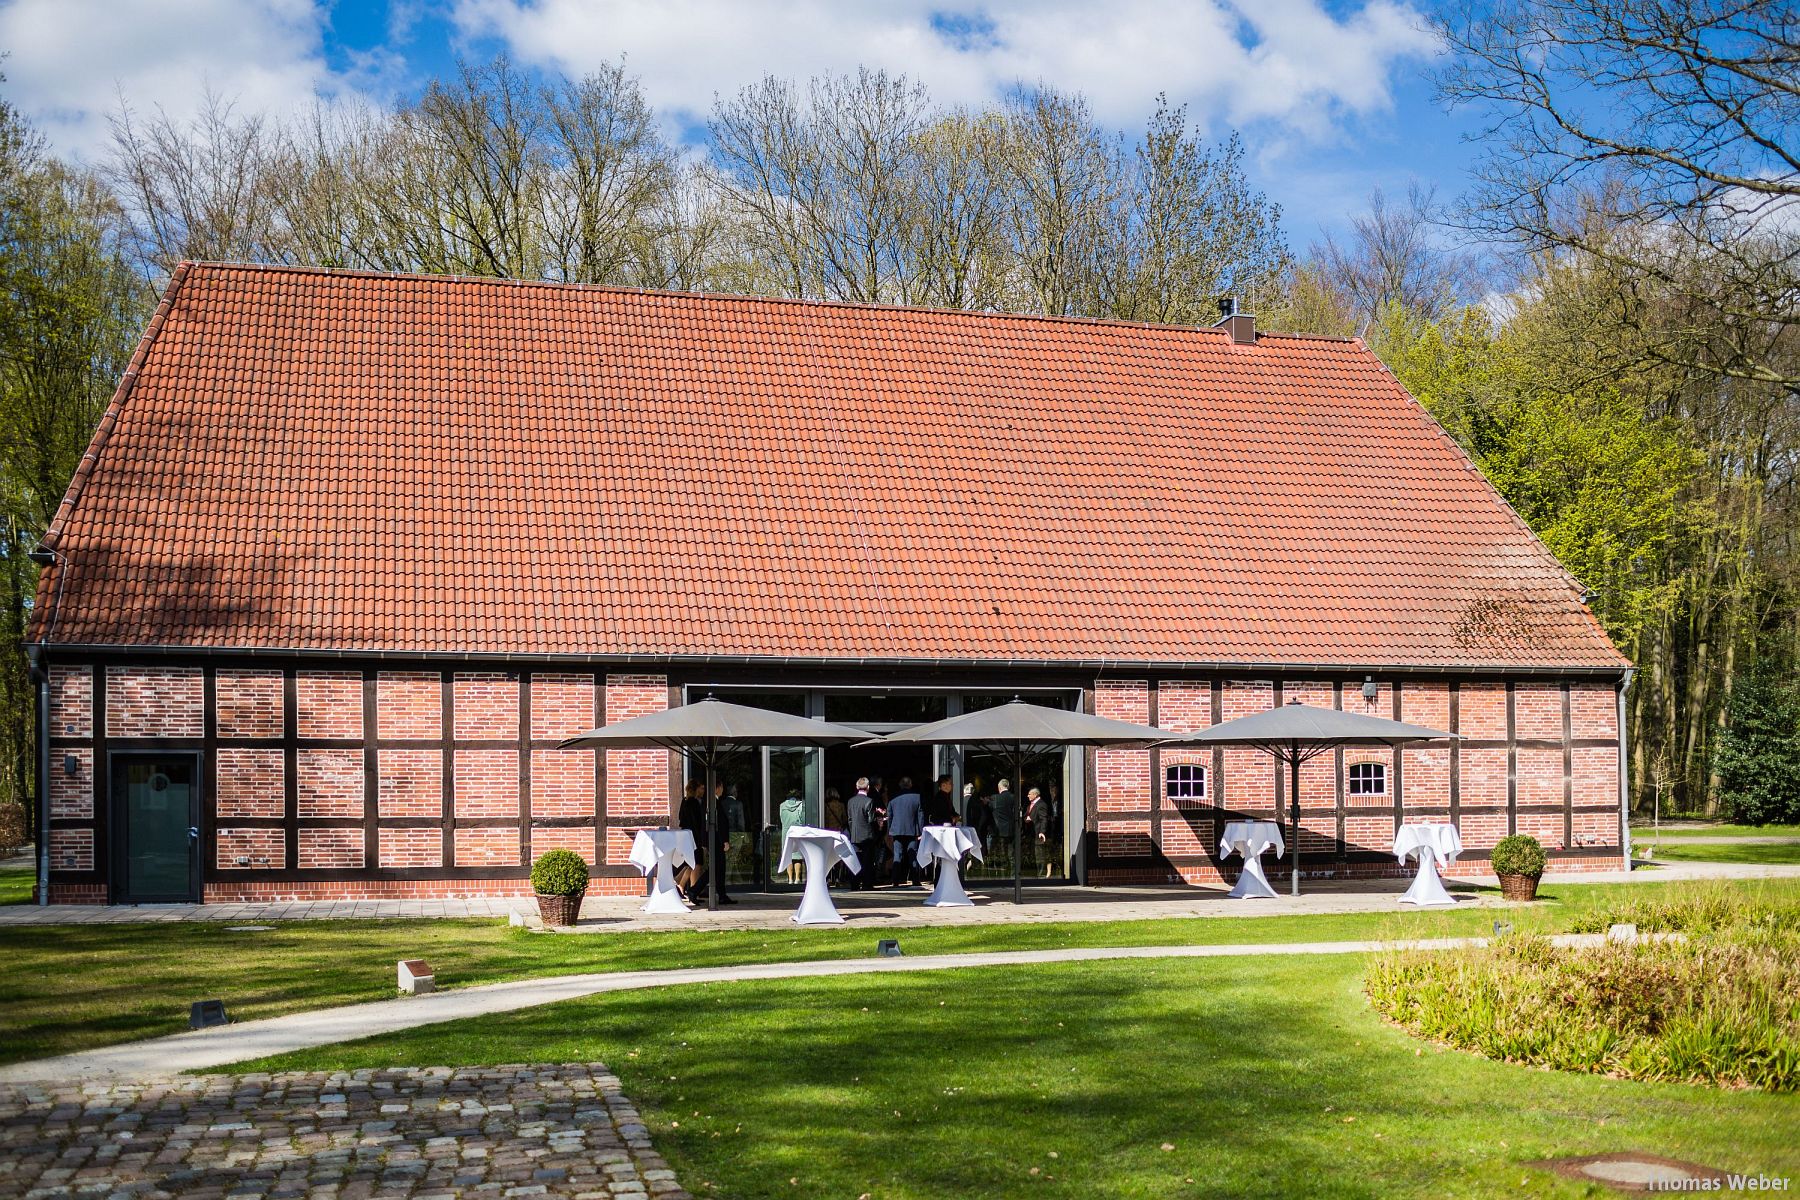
[107,667,202,737]
[214,748,283,818]
[601,674,671,866]
[454,672,519,740]
[215,669,283,738]
[297,671,362,738]
[45,661,1618,903]
[297,749,363,818]
[49,665,92,737]
[376,672,440,740]
[1090,675,1628,886]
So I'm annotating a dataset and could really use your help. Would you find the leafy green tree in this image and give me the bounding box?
[0,79,148,828]
[1714,667,1800,826]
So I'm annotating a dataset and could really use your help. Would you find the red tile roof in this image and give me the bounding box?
[31,263,1628,670]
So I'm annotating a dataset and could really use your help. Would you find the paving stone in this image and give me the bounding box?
[0,1066,681,1200]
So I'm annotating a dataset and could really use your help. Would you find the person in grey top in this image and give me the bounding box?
[848,778,879,890]
[885,776,924,886]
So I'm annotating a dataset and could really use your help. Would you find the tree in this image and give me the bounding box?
[106,89,281,278]
[1102,101,1290,324]
[1435,0,1800,392]
[1713,665,1800,824]
[0,80,148,829]
[1315,185,1485,329]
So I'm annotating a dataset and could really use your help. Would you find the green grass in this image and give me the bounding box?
[5,878,1797,1068]
[1632,823,1800,839]
[0,862,33,905]
[1646,841,1800,864]
[232,953,1800,1199]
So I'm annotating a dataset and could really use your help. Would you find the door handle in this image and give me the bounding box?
[188,827,200,841]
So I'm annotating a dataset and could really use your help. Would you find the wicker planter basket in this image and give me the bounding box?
[536,890,586,927]
[1497,873,1540,902]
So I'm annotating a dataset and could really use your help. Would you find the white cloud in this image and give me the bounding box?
[449,0,1438,140]
[0,0,362,162]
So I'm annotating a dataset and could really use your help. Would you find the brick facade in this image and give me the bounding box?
[1087,676,1628,887]
[41,661,1622,903]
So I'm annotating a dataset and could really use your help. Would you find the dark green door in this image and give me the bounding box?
[113,756,199,902]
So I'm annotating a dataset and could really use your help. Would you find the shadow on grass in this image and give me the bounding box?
[234,956,1799,1200]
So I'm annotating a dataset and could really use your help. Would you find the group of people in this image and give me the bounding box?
[673,770,1065,902]
[805,773,1064,887]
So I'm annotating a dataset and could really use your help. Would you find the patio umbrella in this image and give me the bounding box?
[1173,700,1457,896]
[869,699,1170,904]
[559,698,869,911]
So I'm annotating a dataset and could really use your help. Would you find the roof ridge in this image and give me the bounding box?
[176,260,1359,343]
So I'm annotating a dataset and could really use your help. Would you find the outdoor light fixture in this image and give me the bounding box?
[62,755,78,776]
[877,939,903,957]
[1493,921,1514,937]
[189,1000,229,1029]
[1362,677,1378,702]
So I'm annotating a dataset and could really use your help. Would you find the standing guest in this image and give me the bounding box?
[822,786,849,886]
[886,776,924,887]
[778,787,806,884]
[676,780,706,902]
[925,773,957,826]
[991,779,1018,867]
[962,782,992,850]
[848,777,880,890]
[1026,786,1052,876]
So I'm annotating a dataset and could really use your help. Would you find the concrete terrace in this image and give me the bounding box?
[4,860,1796,928]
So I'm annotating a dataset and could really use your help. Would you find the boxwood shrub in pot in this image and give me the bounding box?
[530,848,590,927]
[1490,834,1547,901]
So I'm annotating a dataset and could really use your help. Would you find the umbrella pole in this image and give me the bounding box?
[705,742,719,913]
[1013,745,1024,906]
[1290,749,1301,897]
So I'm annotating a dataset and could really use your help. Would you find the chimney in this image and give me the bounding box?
[1214,296,1255,345]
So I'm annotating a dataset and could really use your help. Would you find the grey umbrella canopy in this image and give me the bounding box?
[1174,700,1458,895]
[559,698,869,911]
[872,699,1170,903]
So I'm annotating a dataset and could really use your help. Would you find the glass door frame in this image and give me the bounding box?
[108,750,203,904]
[683,684,1086,891]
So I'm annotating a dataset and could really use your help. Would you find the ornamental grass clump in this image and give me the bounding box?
[1367,896,1800,1092]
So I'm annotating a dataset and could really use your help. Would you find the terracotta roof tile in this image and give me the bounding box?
[32,263,1627,669]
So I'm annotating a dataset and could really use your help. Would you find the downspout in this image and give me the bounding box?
[1618,669,1635,868]
[28,646,48,906]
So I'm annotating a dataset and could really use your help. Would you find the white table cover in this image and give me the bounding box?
[780,826,863,925]
[915,824,983,907]
[629,828,697,915]
[1220,819,1285,900]
[1394,823,1462,906]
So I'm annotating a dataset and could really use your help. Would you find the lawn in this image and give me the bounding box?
[1631,823,1800,840]
[4,878,1797,1067]
[0,861,32,905]
[1644,841,1800,865]
[232,953,1800,1200]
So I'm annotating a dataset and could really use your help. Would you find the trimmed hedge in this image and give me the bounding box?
[529,849,590,896]
[1490,833,1546,878]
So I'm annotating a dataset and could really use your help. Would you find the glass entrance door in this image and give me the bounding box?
[113,755,199,903]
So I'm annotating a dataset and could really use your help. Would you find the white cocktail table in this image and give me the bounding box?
[1394,823,1462,906]
[916,824,983,907]
[628,828,697,915]
[780,826,863,925]
[1220,820,1285,899]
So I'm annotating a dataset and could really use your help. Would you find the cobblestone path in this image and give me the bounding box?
[0,1064,689,1200]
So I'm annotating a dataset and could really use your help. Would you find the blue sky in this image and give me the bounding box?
[0,0,1489,247]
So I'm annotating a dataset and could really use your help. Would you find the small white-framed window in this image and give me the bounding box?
[1165,763,1207,800]
[1348,761,1387,796]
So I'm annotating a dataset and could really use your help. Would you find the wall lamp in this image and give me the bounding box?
[1361,677,1379,702]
